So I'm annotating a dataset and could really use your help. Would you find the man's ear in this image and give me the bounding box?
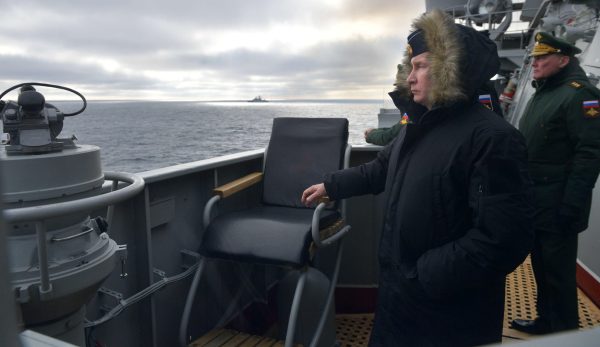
[559,55,570,68]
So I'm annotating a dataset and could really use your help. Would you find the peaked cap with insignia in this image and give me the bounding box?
[530,31,582,57]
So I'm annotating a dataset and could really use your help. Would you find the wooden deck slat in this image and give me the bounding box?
[236,335,265,347]
[221,332,251,347]
[205,329,239,347]
[190,330,301,347]
[255,337,277,347]
[190,329,228,346]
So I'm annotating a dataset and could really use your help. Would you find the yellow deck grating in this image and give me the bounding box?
[503,256,600,340]
[191,257,600,346]
[336,257,600,346]
[335,314,374,347]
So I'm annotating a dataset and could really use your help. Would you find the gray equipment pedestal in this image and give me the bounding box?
[2,145,118,346]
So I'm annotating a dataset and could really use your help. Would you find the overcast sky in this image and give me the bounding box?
[0,0,425,101]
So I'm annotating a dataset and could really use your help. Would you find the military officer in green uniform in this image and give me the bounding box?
[511,32,600,334]
[364,119,406,146]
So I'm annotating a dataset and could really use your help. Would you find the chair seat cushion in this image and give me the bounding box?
[199,205,341,268]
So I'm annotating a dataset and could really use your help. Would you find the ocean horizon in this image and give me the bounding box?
[49,98,383,103]
[51,99,396,173]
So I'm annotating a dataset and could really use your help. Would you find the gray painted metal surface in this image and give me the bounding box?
[377,108,401,128]
[1,143,598,346]
[0,145,104,203]
[0,177,21,347]
[77,146,383,346]
[20,330,76,347]
[1,140,144,345]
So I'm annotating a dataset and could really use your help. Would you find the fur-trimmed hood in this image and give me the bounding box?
[394,9,500,108]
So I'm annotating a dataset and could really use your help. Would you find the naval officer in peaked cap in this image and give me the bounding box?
[512,31,600,334]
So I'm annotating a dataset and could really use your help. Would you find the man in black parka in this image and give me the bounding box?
[302,9,534,347]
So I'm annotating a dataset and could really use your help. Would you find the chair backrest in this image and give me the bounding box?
[262,117,348,208]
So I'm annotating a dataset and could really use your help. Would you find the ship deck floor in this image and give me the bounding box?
[191,257,600,346]
[336,257,600,346]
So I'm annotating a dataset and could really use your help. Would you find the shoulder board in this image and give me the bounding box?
[569,81,583,89]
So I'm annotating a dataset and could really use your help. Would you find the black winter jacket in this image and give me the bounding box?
[325,101,533,298]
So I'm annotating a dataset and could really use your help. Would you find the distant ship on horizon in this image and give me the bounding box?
[248,95,268,102]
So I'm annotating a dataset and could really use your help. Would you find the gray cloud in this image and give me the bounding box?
[0,1,424,100]
[342,0,426,19]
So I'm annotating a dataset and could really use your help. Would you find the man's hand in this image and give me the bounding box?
[364,128,374,140]
[301,183,327,207]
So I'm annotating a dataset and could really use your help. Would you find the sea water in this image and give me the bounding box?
[55,100,388,173]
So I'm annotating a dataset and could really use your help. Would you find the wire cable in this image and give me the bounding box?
[84,261,200,328]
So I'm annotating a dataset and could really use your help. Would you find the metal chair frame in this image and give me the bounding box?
[180,143,351,347]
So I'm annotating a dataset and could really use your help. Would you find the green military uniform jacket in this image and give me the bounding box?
[365,122,404,146]
[519,60,600,233]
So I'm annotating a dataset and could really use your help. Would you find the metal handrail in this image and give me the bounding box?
[4,171,144,299]
[50,227,94,243]
[3,171,145,223]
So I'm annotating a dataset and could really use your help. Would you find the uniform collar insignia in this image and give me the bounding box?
[570,81,583,89]
[400,113,412,125]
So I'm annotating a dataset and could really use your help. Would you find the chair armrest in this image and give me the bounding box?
[213,172,263,198]
[203,195,221,229]
[311,203,350,248]
[204,172,263,228]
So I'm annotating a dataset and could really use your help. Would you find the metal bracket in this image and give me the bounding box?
[180,249,201,270]
[98,287,124,313]
[153,268,166,280]
[16,286,30,304]
[116,244,128,278]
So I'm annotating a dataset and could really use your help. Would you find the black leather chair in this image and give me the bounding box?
[179,117,351,347]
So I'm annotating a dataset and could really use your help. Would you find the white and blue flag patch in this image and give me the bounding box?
[478,94,493,110]
[583,100,600,118]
